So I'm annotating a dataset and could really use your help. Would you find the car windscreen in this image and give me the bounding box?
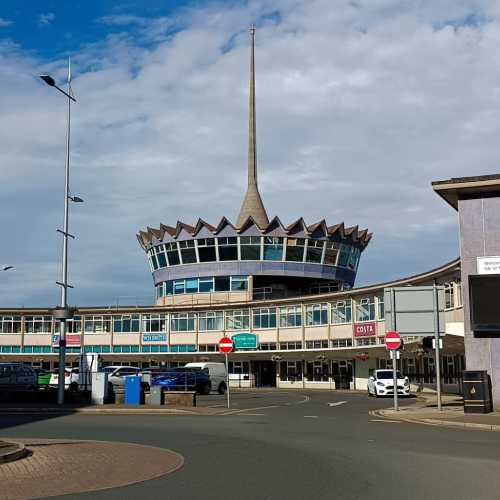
[101,367,116,373]
[377,370,403,379]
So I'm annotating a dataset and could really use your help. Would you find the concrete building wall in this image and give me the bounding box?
[459,196,500,408]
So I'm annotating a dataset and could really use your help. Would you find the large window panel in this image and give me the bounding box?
[198,277,214,293]
[279,306,302,328]
[113,314,140,333]
[240,236,261,260]
[84,315,112,333]
[226,310,250,330]
[253,308,277,329]
[331,300,352,324]
[197,238,217,262]
[165,242,180,266]
[179,240,197,264]
[154,245,167,268]
[263,237,283,261]
[198,311,224,331]
[285,238,306,262]
[356,298,375,322]
[230,276,248,291]
[142,314,167,333]
[0,316,22,334]
[171,313,196,332]
[337,244,351,267]
[305,304,328,326]
[24,316,53,334]
[306,240,324,263]
[218,237,238,261]
[324,241,340,266]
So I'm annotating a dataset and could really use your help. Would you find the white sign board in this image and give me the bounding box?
[477,256,500,275]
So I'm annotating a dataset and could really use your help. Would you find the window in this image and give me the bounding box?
[199,277,214,293]
[197,238,216,262]
[285,238,306,262]
[444,282,455,310]
[170,313,196,332]
[174,279,185,294]
[84,345,111,354]
[253,308,277,329]
[84,315,112,333]
[280,361,302,381]
[306,239,324,263]
[198,344,218,352]
[149,249,159,270]
[215,276,230,291]
[24,316,52,334]
[226,310,250,330]
[305,340,329,349]
[185,278,198,294]
[156,284,164,299]
[310,282,341,294]
[305,360,329,382]
[279,341,303,350]
[324,241,340,266]
[356,337,376,346]
[348,247,360,270]
[240,236,261,260]
[153,245,167,268]
[112,345,140,353]
[142,314,167,333]
[217,237,238,261]
[66,316,82,334]
[279,306,302,328]
[113,314,140,333]
[198,311,224,331]
[456,279,463,307]
[305,303,328,326]
[228,361,250,375]
[179,240,197,264]
[263,237,283,261]
[0,316,22,334]
[142,345,168,353]
[259,343,277,350]
[170,344,196,352]
[165,242,180,266]
[356,298,375,322]
[377,297,385,319]
[331,338,353,348]
[230,276,248,291]
[331,300,352,324]
[337,244,351,267]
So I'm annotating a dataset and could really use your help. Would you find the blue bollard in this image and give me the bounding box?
[124,375,142,405]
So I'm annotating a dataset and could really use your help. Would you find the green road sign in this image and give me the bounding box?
[232,332,258,350]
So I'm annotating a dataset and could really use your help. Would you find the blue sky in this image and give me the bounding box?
[1,0,499,307]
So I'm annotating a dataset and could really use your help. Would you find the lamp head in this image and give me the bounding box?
[39,74,56,86]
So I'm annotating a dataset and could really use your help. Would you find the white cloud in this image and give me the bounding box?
[38,12,56,26]
[0,18,13,27]
[1,0,499,306]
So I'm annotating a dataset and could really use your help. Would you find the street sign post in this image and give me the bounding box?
[219,337,234,409]
[385,330,401,411]
[384,285,445,411]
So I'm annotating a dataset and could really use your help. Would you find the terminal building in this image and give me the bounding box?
[0,29,465,391]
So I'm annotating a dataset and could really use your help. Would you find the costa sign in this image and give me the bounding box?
[353,322,376,337]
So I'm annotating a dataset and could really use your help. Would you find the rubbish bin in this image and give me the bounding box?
[463,370,493,414]
[150,385,165,405]
[124,375,142,405]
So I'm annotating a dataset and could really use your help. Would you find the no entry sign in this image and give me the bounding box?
[219,337,234,353]
[385,331,401,350]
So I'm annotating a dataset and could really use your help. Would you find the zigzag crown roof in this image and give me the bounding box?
[137,216,372,251]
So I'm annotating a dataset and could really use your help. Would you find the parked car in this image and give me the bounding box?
[184,362,227,394]
[36,369,53,389]
[0,363,37,391]
[367,369,410,397]
[102,366,141,390]
[151,367,211,395]
[50,367,80,391]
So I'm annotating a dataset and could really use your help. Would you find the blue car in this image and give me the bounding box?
[152,367,211,395]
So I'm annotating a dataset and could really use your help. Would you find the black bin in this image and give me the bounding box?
[463,370,493,414]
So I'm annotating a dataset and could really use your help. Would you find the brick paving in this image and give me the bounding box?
[0,439,184,500]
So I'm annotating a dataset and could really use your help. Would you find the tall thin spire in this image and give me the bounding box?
[236,25,269,229]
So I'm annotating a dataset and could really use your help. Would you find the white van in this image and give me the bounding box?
[184,362,227,394]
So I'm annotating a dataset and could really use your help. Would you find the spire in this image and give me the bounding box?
[236,25,269,229]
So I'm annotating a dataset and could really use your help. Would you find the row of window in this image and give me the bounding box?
[0,300,382,335]
[147,237,361,271]
[156,275,248,298]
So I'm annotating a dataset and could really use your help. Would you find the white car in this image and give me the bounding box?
[367,369,410,397]
[50,367,80,391]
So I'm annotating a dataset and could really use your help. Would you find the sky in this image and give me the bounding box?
[0,0,499,307]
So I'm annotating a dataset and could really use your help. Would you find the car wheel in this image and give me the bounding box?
[218,382,227,395]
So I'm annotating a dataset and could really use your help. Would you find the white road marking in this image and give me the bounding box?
[304,415,319,418]
[328,401,347,407]
[370,419,401,423]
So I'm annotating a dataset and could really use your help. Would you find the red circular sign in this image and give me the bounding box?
[385,331,401,350]
[219,337,234,353]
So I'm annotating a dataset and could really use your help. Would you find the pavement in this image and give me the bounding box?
[2,389,500,500]
[372,393,500,431]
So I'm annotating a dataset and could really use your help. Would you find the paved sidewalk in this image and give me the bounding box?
[372,394,500,431]
[0,438,184,500]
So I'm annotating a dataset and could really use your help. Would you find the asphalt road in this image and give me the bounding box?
[2,390,500,500]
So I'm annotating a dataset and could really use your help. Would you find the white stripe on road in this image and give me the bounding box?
[304,415,319,418]
[370,419,402,423]
[328,401,347,407]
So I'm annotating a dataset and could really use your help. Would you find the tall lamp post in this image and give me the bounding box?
[40,58,82,405]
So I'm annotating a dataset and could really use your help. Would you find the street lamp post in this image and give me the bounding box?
[40,58,81,405]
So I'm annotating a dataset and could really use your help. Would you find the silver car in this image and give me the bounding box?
[102,366,141,389]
